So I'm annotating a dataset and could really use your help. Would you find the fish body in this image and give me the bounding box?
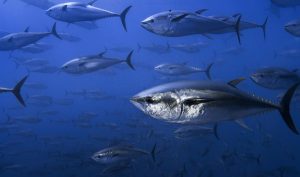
[131,80,299,134]
[141,10,241,40]
[0,23,60,51]
[285,19,300,37]
[91,145,149,164]
[46,2,132,31]
[251,67,300,89]
[174,125,214,139]
[61,51,134,74]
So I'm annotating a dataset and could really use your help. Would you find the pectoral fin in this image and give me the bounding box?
[171,14,189,22]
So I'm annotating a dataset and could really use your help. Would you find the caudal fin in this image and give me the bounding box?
[204,63,214,80]
[278,83,299,134]
[260,17,268,40]
[12,75,28,107]
[125,50,135,70]
[120,6,132,31]
[51,23,62,39]
[235,15,242,45]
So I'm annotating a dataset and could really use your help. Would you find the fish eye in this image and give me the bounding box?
[144,96,156,103]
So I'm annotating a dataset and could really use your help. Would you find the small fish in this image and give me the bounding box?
[285,19,300,37]
[4,0,55,10]
[29,65,59,74]
[154,63,213,80]
[170,42,208,53]
[251,67,300,89]
[19,43,53,54]
[0,75,28,106]
[24,82,47,90]
[174,125,218,139]
[46,1,132,31]
[61,50,135,74]
[0,23,61,51]
[91,144,156,164]
[275,49,300,59]
[137,43,170,54]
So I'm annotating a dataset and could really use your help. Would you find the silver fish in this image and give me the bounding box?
[3,0,55,10]
[61,50,134,74]
[174,125,218,139]
[46,1,132,31]
[170,42,208,53]
[0,23,61,51]
[131,79,299,134]
[141,10,242,43]
[154,63,213,80]
[91,145,155,164]
[285,19,300,37]
[251,67,300,89]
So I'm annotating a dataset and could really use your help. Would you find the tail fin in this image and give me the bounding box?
[204,63,213,80]
[278,83,299,134]
[213,123,220,140]
[12,75,28,107]
[260,17,268,40]
[235,15,242,45]
[119,6,132,31]
[125,50,135,70]
[51,23,62,39]
[150,143,157,162]
[3,0,8,4]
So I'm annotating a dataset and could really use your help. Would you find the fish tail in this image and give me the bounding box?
[51,23,62,40]
[12,75,28,107]
[125,50,135,70]
[150,143,157,162]
[2,0,7,4]
[260,17,268,40]
[204,62,214,80]
[119,6,132,32]
[235,15,242,45]
[278,83,299,134]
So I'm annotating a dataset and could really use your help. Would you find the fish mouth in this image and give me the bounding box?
[130,96,145,104]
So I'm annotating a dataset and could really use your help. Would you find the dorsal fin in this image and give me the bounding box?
[98,49,107,57]
[227,78,245,87]
[24,26,30,32]
[195,9,208,15]
[8,37,13,42]
[62,5,67,11]
[88,0,98,5]
[232,13,241,18]
[292,69,298,73]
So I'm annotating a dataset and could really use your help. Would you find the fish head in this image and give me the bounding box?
[285,20,300,36]
[141,11,175,35]
[131,86,182,121]
[61,59,86,74]
[46,4,64,19]
[91,150,115,164]
[154,64,168,73]
[250,69,276,86]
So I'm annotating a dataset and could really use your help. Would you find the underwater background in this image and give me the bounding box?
[0,0,300,177]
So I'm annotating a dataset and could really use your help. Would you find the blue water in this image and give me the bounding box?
[0,0,300,177]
